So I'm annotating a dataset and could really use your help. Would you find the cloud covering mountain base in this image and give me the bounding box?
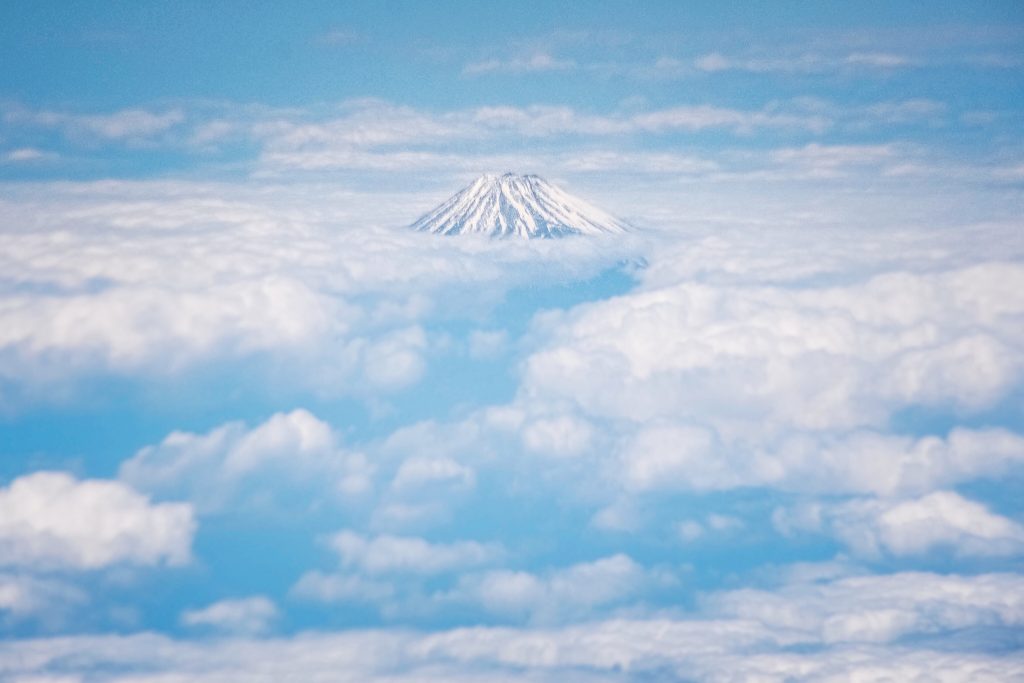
[1,4,1022,679]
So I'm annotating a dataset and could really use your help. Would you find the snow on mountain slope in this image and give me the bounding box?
[411,173,630,238]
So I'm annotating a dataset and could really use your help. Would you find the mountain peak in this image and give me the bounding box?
[411,173,630,239]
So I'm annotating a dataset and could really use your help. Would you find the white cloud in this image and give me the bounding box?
[767,428,1024,497]
[0,573,86,619]
[861,98,946,124]
[2,148,51,163]
[291,532,503,609]
[612,426,1024,498]
[844,52,913,68]
[325,531,502,575]
[521,414,594,458]
[289,572,395,604]
[0,273,340,381]
[4,572,1024,681]
[619,424,721,491]
[0,178,629,407]
[707,570,1024,645]
[456,554,658,621]
[0,472,194,570]
[77,109,186,140]
[521,262,1024,434]
[776,491,1024,558]
[631,105,829,135]
[119,409,372,513]
[4,97,975,182]
[362,326,428,389]
[678,514,744,542]
[181,596,278,635]
[4,104,185,142]
[391,457,475,492]
[294,548,653,622]
[2,96,989,183]
[692,51,916,74]
[463,53,576,75]
[770,143,896,177]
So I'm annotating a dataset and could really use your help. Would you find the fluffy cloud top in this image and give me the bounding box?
[119,409,372,513]
[0,472,194,570]
[521,263,1024,432]
[776,491,1024,559]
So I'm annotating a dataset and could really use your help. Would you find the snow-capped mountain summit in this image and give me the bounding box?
[411,173,630,238]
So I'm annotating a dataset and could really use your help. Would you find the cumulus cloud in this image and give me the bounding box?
[454,554,662,622]
[390,457,475,492]
[181,596,278,635]
[521,262,1024,433]
[292,537,655,624]
[291,531,504,613]
[119,409,373,513]
[521,414,595,458]
[321,218,1024,554]
[0,472,194,570]
[0,276,335,370]
[496,257,1024,511]
[610,426,1024,497]
[775,491,1024,559]
[292,532,503,611]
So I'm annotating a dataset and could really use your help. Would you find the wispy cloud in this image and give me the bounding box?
[1,147,54,163]
[181,597,279,635]
[693,50,919,74]
[3,103,185,144]
[463,52,576,76]
[843,52,914,68]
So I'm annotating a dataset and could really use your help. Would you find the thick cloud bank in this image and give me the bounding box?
[1,68,1023,679]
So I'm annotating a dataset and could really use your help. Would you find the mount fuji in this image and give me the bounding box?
[411,173,630,238]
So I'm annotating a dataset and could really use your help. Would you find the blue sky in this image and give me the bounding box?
[1,2,1024,681]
